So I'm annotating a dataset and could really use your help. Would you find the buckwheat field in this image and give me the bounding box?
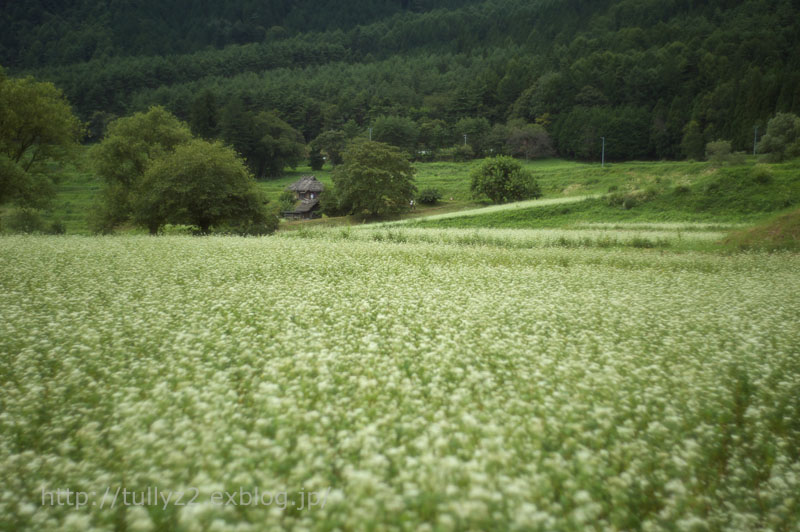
[1,232,799,531]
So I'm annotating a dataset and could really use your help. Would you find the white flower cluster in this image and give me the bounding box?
[0,235,798,531]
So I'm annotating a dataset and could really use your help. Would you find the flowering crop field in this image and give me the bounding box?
[1,234,799,531]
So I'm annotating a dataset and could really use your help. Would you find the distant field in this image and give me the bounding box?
[7,153,798,237]
[2,235,798,530]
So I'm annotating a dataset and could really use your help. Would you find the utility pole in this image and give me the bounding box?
[368,127,372,141]
[464,134,467,146]
[753,126,758,156]
[601,136,605,168]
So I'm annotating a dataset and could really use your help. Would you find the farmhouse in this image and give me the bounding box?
[282,175,324,220]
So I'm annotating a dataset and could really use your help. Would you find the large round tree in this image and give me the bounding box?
[132,139,275,234]
[332,140,416,218]
[0,68,83,209]
[88,106,193,232]
[470,156,541,204]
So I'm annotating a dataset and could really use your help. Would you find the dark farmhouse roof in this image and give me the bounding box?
[288,175,324,193]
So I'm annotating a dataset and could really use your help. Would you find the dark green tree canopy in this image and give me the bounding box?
[470,155,541,204]
[0,70,82,208]
[371,116,419,154]
[133,140,274,234]
[88,106,193,231]
[311,130,348,166]
[221,101,305,179]
[90,106,192,188]
[333,140,417,218]
[5,1,800,162]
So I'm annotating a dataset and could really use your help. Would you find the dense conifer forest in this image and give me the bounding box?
[3,0,799,162]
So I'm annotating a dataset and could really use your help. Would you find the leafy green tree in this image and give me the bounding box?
[418,118,450,151]
[506,122,554,160]
[455,117,491,157]
[221,101,305,178]
[681,120,705,160]
[0,70,83,208]
[309,147,325,170]
[371,116,419,154]
[758,113,800,162]
[311,130,347,165]
[470,156,541,204]
[132,139,274,234]
[332,140,416,218]
[89,106,192,231]
[253,111,306,177]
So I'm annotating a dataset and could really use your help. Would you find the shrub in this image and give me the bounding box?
[48,220,66,235]
[437,144,474,162]
[470,156,541,204]
[4,209,45,233]
[752,167,773,185]
[278,190,297,214]
[606,188,659,210]
[706,140,732,165]
[417,188,443,205]
[757,112,800,162]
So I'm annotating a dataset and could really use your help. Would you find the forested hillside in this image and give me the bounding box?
[4,0,800,161]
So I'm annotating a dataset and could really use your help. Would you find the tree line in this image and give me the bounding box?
[2,67,799,234]
[8,0,797,162]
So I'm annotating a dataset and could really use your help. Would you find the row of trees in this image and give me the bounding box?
[186,89,555,170]
[88,107,276,234]
[325,143,542,219]
[0,69,277,234]
[1,0,475,68]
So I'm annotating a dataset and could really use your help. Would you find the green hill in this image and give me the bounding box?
[4,0,799,160]
[408,159,800,229]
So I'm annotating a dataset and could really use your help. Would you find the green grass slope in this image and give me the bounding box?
[410,160,800,230]
[7,155,798,236]
[723,208,800,252]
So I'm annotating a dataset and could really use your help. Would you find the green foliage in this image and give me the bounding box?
[90,106,192,188]
[455,117,491,157]
[705,140,732,166]
[680,121,704,161]
[318,188,348,217]
[309,148,325,171]
[221,101,305,179]
[332,140,416,218]
[0,72,82,208]
[188,90,220,140]
[417,187,443,205]
[758,113,800,162]
[89,106,193,231]
[724,208,800,252]
[371,116,419,154]
[133,140,272,234]
[278,189,297,213]
[505,122,554,160]
[311,130,347,166]
[9,0,800,165]
[438,144,475,162]
[3,208,45,233]
[470,156,541,204]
